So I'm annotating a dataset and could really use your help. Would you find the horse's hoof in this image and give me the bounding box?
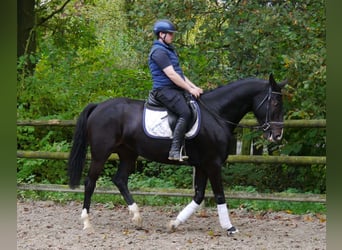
[83,225,93,230]
[81,209,93,231]
[167,221,176,232]
[82,219,93,231]
[82,223,95,234]
[168,219,180,232]
[132,215,143,229]
[227,226,239,236]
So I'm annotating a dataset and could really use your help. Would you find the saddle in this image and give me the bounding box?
[143,91,200,139]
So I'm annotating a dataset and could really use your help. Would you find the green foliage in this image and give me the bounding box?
[129,162,193,189]
[17,139,70,184]
[226,185,325,214]
[223,162,326,193]
[18,0,150,121]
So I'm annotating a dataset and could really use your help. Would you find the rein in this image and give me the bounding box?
[197,87,283,131]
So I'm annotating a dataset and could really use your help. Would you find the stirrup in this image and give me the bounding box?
[180,145,188,160]
[168,147,188,162]
[168,153,188,162]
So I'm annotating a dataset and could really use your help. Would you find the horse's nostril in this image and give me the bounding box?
[274,129,283,141]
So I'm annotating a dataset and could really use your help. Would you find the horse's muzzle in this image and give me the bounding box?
[264,128,283,143]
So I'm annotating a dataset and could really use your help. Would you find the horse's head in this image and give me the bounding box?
[254,74,287,143]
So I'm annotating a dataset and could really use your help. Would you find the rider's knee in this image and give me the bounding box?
[180,109,191,122]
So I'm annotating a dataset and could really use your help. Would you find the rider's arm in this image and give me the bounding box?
[162,68,203,98]
[184,76,201,90]
[162,66,191,90]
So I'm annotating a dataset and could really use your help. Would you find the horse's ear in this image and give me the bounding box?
[269,73,275,81]
[269,73,287,89]
[269,73,276,87]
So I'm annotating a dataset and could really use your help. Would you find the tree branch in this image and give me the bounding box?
[37,0,72,26]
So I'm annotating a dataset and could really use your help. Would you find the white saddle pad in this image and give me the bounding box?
[143,106,200,139]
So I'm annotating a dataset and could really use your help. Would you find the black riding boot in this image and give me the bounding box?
[168,118,189,161]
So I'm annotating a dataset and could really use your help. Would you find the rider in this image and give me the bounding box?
[148,19,203,162]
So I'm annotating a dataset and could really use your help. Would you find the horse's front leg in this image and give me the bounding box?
[208,167,238,236]
[113,158,142,228]
[168,166,207,231]
[128,202,142,227]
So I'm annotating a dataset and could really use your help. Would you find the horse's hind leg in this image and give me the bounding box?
[112,154,142,228]
[169,166,207,231]
[81,158,105,230]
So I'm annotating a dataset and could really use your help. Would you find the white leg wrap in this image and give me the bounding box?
[168,201,199,231]
[217,203,232,230]
[128,203,142,227]
[176,200,200,223]
[81,208,92,230]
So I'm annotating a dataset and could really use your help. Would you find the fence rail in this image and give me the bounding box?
[17,119,326,128]
[17,184,326,203]
[17,150,326,165]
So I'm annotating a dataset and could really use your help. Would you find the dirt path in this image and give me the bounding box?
[17,200,326,250]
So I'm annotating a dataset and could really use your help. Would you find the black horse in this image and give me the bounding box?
[68,74,287,235]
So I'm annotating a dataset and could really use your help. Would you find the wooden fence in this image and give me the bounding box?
[17,119,326,203]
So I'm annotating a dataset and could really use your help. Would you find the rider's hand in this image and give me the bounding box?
[189,87,203,98]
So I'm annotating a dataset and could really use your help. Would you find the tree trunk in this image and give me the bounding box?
[17,0,36,73]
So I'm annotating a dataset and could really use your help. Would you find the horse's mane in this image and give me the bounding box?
[202,77,265,96]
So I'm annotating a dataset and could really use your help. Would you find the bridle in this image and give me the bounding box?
[197,87,284,132]
[255,87,284,132]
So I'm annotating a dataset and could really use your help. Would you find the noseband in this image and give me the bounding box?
[198,87,283,132]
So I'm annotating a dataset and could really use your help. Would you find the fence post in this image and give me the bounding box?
[241,128,251,155]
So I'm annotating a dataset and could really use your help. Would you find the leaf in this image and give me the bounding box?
[285,210,293,214]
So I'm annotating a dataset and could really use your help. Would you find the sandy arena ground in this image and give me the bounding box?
[17,200,326,250]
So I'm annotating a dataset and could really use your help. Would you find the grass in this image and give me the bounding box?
[17,186,326,215]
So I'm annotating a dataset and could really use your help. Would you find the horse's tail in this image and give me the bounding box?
[68,103,98,189]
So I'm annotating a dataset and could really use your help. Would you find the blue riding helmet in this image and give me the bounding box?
[153,19,177,36]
